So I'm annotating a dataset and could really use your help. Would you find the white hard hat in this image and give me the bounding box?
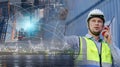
[87,9,105,23]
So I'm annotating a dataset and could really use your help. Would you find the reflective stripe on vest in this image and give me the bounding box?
[75,37,112,67]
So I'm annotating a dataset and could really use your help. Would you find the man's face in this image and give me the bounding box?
[88,17,104,36]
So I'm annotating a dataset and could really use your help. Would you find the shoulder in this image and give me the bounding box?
[64,35,80,41]
[64,35,80,45]
[65,35,79,39]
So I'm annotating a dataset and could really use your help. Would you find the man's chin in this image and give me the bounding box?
[94,30,102,33]
[94,32,100,36]
[92,31,101,36]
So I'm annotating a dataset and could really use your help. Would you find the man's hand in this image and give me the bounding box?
[102,26,112,44]
[59,8,68,20]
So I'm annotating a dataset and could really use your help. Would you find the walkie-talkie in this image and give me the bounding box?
[102,16,115,36]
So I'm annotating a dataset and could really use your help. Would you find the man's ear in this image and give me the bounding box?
[102,23,104,30]
[87,22,89,29]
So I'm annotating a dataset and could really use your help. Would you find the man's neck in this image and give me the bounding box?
[89,32,100,41]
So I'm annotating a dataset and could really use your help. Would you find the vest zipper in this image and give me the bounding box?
[99,53,102,67]
[99,42,102,67]
[93,39,102,67]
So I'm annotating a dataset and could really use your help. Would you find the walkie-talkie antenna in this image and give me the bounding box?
[108,16,115,27]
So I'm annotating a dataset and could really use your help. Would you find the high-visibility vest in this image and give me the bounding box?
[75,37,112,67]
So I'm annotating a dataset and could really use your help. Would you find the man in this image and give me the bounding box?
[65,9,120,67]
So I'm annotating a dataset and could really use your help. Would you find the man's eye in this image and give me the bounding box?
[91,20,96,22]
[98,20,103,23]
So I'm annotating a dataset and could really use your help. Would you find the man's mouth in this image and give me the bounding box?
[94,27,99,29]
